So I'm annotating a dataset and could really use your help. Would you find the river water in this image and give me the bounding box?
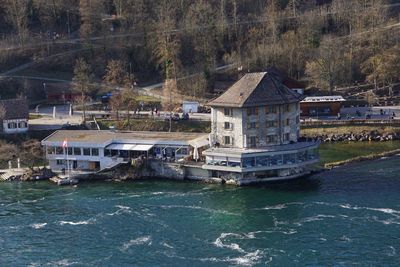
[1,156,400,266]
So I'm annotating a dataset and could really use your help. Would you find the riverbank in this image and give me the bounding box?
[324,148,400,169]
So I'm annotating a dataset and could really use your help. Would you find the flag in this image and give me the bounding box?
[62,139,68,148]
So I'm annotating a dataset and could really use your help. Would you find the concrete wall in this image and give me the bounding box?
[147,160,185,180]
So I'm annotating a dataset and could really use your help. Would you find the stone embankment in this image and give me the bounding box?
[301,131,400,143]
[0,168,55,182]
[325,149,400,169]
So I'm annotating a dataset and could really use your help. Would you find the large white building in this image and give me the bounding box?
[201,72,319,184]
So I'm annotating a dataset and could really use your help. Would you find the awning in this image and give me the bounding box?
[132,144,154,151]
[189,136,209,148]
[106,144,137,150]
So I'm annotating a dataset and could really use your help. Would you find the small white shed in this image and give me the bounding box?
[182,101,199,113]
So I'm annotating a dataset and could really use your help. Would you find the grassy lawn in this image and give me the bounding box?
[319,141,400,165]
[136,95,161,102]
[29,114,43,120]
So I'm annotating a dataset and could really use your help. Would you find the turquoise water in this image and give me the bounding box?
[1,157,400,266]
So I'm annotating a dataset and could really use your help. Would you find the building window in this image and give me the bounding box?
[267,120,277,127]
[18,121,27,128]
[56,160,64,165]
[224,122,232,130]
[265,105,277,114]
[91,148,99,156]
[67,147,73,155]
[179,148,188,155]
[7,122,16,129]
[47,146,55,155]
[266,135,278,143]
[247,122,258,129]
[285,104,290,112]
[247,107,258,116]
[283,133,290,142]
[286,118,290,126]
[73,147,81,155]
[249,136,257,148]
[83,148,91,156]
[56,147,64,155]
[224,136,231,145]
[104,149,111,157]
[224,108,233,117]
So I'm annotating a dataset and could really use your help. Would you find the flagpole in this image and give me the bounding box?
[66,143,70,179]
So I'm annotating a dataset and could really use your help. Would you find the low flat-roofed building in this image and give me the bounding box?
[0,98,29,134]
[300,95,346,117]
[42,130,208,172]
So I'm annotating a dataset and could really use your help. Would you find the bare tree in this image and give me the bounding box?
[72,58,94,122]
[3,0,29,45]
[305,36,343,94]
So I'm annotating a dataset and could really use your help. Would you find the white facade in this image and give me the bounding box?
[42,132,200,172]
[211,103,300,149]
[2,119,29,134]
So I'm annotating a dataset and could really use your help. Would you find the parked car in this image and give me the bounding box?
[172,113,180,121]
[181,113,189,120]
[164,113,180,121]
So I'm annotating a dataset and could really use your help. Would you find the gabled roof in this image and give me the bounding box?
[208,72,303,108]
[0,98,29,120]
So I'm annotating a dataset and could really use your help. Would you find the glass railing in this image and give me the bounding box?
[206,149,319,169]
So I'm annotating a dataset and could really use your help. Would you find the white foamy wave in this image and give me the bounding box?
[339,235,351,242]
[160,242,174,249]
[371,216,400,225]
[386,246,396,256]
[59,219,94,226]
[213,233,246,253]
[30,223,47,229]
[297,214,336,225]
[228,250,264,266]
[45,259,78,266]
[158,204,239,216]
[107,205,132,216]
[282,229,297,235]
[339,204,400,217]
[261,204,287,210]
[121,236,152,251]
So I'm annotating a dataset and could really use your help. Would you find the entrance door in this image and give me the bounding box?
[73,161,77,169]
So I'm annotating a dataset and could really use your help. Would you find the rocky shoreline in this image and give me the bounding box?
[324,148,400,169]
[0,168,56,182]
[301,131,400,143]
